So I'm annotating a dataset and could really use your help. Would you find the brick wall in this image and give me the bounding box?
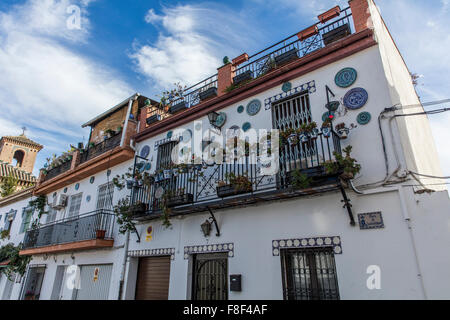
[349,0,372,33]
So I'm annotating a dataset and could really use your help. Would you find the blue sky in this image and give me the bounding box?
[0,0,449,185]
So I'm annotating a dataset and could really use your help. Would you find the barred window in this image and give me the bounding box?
[46,207,57,224]
[156,141,178,170]
[96,182,114,210]
[272,91,312,132]
[67,193,83,218]
[280,247,340,300]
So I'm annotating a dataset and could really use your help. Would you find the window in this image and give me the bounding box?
[67,193,83,218]
[3,211,16,233]
[19,208,33,234]
[272,92,312,132]
[96,182,114,210]
[280,247,340,300]
[12,150,25,167]
[156,141,178,170]
[46,207,57,224]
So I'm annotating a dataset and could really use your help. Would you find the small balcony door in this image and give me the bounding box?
[192,253,228,300]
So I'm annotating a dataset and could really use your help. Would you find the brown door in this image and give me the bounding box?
[135,256,171,300]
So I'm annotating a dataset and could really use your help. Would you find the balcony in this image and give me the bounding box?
[19,210,115,256]
[44,160,72,181]
[79,131,122,165]
[130,131,345,221]
[138,7,354,133]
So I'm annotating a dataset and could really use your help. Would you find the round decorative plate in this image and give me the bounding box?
[215,112,227,128]
[167,131,173,139]
[237,105,244,113]
[322,111,335,122]
[86,195,91,202]
[195,122,202,131]
[140,145,150,159]
[90,176,95,184]
[75,183,80,191]
[242,122,251,132]
[325,101,340,112]
[282,82,292,93]
[182,129,192,143]
[357,111,372,125]
[145,162,151,171]
[64,187,68,193]
[343,87,368,110]
[107,169,111,177]
[246,99,261,116]
[335,67,357,88]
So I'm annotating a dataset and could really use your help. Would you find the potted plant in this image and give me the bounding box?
[146,114,161,125]
[216,173,252,198]
[130,202,148,216]
[96,229,106,239]
[274,48,299,66]
[169,99,188,114]
[335,123,349,139]
[105,129,115,138]
[199,86,218,101]
[233,70,254,86]
[324,145,361,180]
[166,188,194,208]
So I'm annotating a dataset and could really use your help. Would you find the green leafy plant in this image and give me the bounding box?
[0,243,32,279]
[28,195,48,219]
[0,174,18,197]
[0,230,10,240]
[113,197,136,235]
[291,170,312,189]
[324,145,361,180]
[224,172,252,192]
[224,79,252,93]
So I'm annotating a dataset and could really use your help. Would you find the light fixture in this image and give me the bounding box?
[207,111,220,129]
[201,220,212,237]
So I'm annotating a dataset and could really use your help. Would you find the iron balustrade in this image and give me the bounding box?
[79,132,122,164]
[44,160,72,181]
[234,7,353,79]
[22,210,115,250]
[170,74,218,109]
[131,130,342,218]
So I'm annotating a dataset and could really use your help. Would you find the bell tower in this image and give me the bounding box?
[0,129,43,175]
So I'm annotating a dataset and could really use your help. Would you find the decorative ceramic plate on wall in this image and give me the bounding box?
[246,99,261,116]
[215,112,227,128]
[343,87,368,110]
[282,82,292,93]
[242,122,251,132]
[237,105,244,113]
[335,67,357,88]
[140,145,150,159]
[322,111,335,122]
[357,111,372,125]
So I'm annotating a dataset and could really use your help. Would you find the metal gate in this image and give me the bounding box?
[280,247,340,300]
[192,253,228,300]
[75,264,113,300]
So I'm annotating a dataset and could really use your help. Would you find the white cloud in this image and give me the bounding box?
[0,0,132,175]
[131,3,263,90]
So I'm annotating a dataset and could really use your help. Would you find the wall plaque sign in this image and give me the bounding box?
[358,212,384,230]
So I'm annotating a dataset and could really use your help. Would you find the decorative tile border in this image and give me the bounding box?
[128,248,176,260]
[272,236,342,256]
[184,243,234,259]
[265,80,316,110]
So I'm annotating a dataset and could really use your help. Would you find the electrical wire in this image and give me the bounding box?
[408,171,450,180]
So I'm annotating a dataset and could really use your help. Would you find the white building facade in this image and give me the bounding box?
[0,0,449,300]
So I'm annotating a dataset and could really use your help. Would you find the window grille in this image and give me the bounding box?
[96,182,114,210]
[280,247,340,300]
[68,193,83,218]
[156,141,178,170]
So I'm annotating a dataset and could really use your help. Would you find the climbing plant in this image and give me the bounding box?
[0,243,32,279]
[0,174,18,198]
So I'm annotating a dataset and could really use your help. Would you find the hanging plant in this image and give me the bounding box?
[0,244,32,279]
[324,145,361,180]
[113,197,137,235]
[28,195,48,219]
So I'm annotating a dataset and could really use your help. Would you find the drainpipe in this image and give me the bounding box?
[118,230,130,300]
[120,93,140,147]
[349,181,427,299]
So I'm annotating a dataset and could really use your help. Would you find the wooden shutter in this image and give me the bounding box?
[135,256,171,300]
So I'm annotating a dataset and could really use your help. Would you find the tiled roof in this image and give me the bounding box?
[1,134,43,149]
[0,161,36,184]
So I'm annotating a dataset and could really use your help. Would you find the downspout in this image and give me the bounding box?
[349,181,427,299]
[118,230,130,300]
[120,93,140,147]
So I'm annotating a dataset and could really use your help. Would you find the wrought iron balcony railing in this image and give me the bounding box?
[234,7,353,79]
[44,160,72,181]
[130,130,343,219]
[22,210,115,250]
[79,131,122,165]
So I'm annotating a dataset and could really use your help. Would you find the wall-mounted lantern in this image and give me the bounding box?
[207,111,220,129]
[200,208,221,237]
[201,220,212,237]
